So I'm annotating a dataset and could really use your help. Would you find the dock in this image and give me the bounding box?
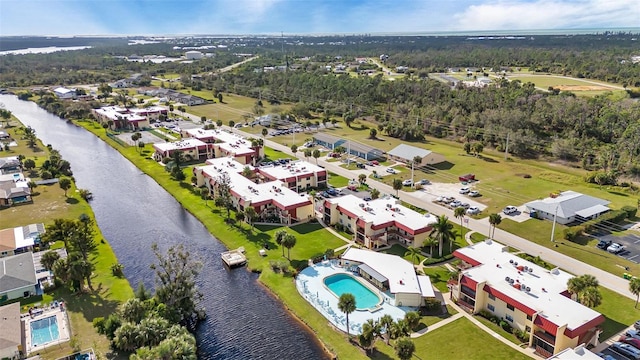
[221,247,247,267]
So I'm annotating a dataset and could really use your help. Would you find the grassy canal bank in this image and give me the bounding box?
[0,116,133,360]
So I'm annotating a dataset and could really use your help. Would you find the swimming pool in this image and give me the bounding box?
[324,273,382,310]
[30,316,60,347]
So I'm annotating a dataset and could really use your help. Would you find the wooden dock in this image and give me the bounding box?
[221,247,247,267]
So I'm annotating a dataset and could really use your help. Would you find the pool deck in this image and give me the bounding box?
[296,261,411,335]
[22,306,71,354]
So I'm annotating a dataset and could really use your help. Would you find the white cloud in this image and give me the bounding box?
[453,0,640,30]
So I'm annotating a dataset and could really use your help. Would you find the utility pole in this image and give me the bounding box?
[504,132,510,160]
[550,204,559,243]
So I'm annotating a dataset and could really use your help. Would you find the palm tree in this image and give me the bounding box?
[423,237,438,257]
[395,337,416,360]
[454,206,466,247]
[304,149,312,160]
[567,274,600,306]
[58,177,72,197]
[567,276,585,300]
[290,144,298,154]
[392,178,403,196]
[274,230,287,257]
[488,213,502,239]
[389,319,410,340]
[338,293,356,337]
[404,247,421,265]
[40,251,60,271]
[630,278,640,308]
[359,319,378,354]
[370,188,380,199]
[312,149,321,164]
[261,128,268,138]
[430,215,456,257]
[282,233,297,259]
[378,314,394,344]
[358,173,367,184]
[579,286,602,308]
[404,311,421,331]
[244,207,257,232]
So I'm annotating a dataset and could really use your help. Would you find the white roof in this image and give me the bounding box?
[388,144,433,161]
[327,195,436,232]
[199,158,311,209]
[94,106,146,122]
[259,160,324,181]
[342,247,421,295]
[53,87,74,94]
[417,275,435,297]
[456,240,602,331]
[130,106,166,115]
[547,345,602,359]
[525,191,610,219]
[154,138,207,152]
[186,128,255,155]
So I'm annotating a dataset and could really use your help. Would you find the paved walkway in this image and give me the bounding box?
[228,127,636,301]
[410,312,464,338]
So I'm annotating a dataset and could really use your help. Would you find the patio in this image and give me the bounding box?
[296,261,411,335]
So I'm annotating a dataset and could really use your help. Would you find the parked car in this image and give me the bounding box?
[402,179,413,186]
[326,188,338,196]
[635,320,640,330]
[459,187,470,194]
[435,196,445,202]
[371,160,379,165]
[450,200,462,208]
[460,203,470,209]
[443,196,455,204]
[386,168,397,174]
[459,174,476,182]
[355,163,366,169]
[627,329,640,341]
[467,206,480,215]
[596,239,612,250]
[363,196,372,201]
[503,206,518,215]
[619,336,640,350]
[611,342,640,360]
[607,242,625,254]
[469,190,480,197]
[595,354,616,360]
[417,179,430,185]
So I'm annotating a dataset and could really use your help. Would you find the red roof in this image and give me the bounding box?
[460,275,478,289]
[452,250,482,267]
[483,285,536,316]
[337,205,358,220]
[564,314,605,339]
[534,315,559,334]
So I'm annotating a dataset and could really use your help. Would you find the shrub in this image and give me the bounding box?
[111,263,125,277]
[621,205,637,219]
[423,298,441,312]
[500,320,512,333]
[563,227,583,242]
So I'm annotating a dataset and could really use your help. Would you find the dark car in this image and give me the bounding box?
[597,239,612,250]
[356,163,366,169]
[326,188,338,196]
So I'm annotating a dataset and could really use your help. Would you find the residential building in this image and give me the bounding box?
[452,240,605,357]
[323,194,437,248]
[53,87,75,99]
[387,144,446,166]
[257,160,327,192]
[313,133,384,161]
[524,191,610,225]
[152,138,212,162]
[0,223,45,257]
[0,180,31,207]
[0,156,21,175]
[0,252,38,302]
[92,106,152,130]
[183,128,264,165]
[0,303,21,360]
[193,157,314,224]
[340,247,436,307]
[547,345,602,359]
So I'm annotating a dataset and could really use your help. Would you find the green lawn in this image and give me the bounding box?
[499,218,640,278]
[508,74,622,90]
[474,316,525,346]
[381,244,425,265]
[411,317,531,360]
[328,172,350,188]
[262,146,295,162]
[596,287,640,339]
[186,92,290,123]
[421,266,453,293]
[419,305,458,328]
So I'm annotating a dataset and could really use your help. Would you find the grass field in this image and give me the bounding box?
[185,92,290,124]
[381,244,426,264]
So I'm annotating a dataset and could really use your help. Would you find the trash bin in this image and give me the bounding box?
[623,273,631,280]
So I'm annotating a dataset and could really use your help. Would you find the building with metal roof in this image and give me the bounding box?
[0,252,38,302]
[313,133,384,160]
[387,144,445,166]
[524,191,610,225]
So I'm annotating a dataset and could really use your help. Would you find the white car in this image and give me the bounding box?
[386,168,397,174]
[435,196,445,202]
[459,187,470,194]
[417,179,430,185]
[467,206,480,215]
[442,196,455,204]
[402,179,413,186]
[503,206,518,215]
[607,242,625,254]
[469,190,480,197]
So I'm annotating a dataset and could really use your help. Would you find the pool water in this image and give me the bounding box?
[31,316,60,346]
[324,273,381,309]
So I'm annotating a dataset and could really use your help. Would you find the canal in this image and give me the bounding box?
[0,95,327,360]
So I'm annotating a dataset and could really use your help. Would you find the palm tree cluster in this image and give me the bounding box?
[566,274,602,308]
[274,229,297,259]
[429,215,457,257]
[351,310,419,358]
[40,148,73,180]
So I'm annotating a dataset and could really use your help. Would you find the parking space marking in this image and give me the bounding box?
[634,239,640,244]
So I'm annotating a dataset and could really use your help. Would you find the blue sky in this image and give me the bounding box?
[1,0,638,36]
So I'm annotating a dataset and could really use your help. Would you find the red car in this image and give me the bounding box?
[620,336,640,350]
[459,174,476,182]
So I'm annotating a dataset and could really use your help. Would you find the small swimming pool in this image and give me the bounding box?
[31,316,60,347]
[324,273,382,310]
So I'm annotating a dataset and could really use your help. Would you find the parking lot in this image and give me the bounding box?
[596,233,640,264]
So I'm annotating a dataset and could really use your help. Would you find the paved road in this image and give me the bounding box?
[228,126,636,301]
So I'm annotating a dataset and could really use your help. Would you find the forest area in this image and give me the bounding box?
[2,33,640,180]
